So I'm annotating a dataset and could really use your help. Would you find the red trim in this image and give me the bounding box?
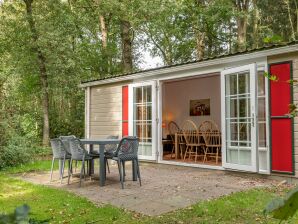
[270,62,293,173]
[122,86,129,136]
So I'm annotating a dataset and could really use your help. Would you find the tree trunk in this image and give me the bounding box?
[252,0,259,48]
[234,0,249,51]
[236,16,247,50]
[284,0,296,40]
[24,0,50,146]
[100,15,108,49]
[120,20,133,73]
[196,31,205,60]
[294,0,298,36]
[99,14,109,75]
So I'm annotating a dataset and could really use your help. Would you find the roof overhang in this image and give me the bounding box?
[79,44,298,88]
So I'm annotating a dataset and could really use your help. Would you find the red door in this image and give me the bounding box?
[270,62,294,174]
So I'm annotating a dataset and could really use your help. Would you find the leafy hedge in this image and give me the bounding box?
[0,135,50,170]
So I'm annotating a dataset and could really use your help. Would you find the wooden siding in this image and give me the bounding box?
[268,52,298,176]
[89,84,123,138]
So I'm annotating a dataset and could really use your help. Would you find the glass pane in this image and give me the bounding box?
[227,148,238,164]
[135,105,152,121]
[226,74,237,95]
[134,87,142,104]
[239,98,250,118]
[239,121,251,147]
[258,123,266,147]
[239,150,251,165]
[258,97,266,121]
[258,71,265,96]
[134,122,152,139]
[143,86,152,103]
[258,151,267,170]
[226,98,238,118]
[138,144,152,156]
[229,121,238,143]
[238,72,250,94]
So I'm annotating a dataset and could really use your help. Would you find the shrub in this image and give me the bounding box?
[0,135,50,170]
[0,204,48,224]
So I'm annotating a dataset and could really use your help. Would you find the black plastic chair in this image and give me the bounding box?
[59,135,76,154]
[68,138,93,187]
[111,136,141,189]
[104,135,119,173]
[50,138,71,184]
[60,135,76,173]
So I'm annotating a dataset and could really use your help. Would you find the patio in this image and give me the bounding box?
[20,162,279,216]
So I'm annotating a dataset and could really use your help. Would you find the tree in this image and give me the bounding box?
[233,0,250,50]
[23,0,50,146]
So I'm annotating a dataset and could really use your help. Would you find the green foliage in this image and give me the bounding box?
[264,187,298,221]
[0,135,50,170]
[0,204,48,224]
[264,72,279,81]
[0,0,297,153]
[263,35,283,44]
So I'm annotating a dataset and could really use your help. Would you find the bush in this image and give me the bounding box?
[0,204,48,224]
[0,135,50,170]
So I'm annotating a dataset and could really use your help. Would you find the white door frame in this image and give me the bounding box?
[221,63,258,172]
[128,81,157,161]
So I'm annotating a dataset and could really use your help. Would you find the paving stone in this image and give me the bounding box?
[19,163,280,216]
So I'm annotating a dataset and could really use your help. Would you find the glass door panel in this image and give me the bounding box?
[257,69,269,172]
[129,82,156,160]
[221,64,257,172]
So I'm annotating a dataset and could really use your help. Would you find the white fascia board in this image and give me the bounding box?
[79,44,298,88]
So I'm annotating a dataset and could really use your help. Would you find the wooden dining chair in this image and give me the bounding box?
[199,120,222,164]
[182,120,204,162]
[168,121,180,159]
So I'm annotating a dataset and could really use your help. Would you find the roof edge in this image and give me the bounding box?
[80,42,298,88]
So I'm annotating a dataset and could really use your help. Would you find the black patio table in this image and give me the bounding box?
[80,138,138,187]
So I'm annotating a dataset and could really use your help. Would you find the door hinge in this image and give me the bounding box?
[156,118,159,124]
[156,151,160,157]
[156,85,159,91]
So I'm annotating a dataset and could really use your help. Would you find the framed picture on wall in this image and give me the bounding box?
[190,99,210,116]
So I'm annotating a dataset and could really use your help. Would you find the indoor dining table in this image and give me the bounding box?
[80,138,138,187]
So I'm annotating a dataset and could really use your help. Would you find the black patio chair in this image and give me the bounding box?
[111,136,141,189]
[50,138,71,184]
[59,135,76,172]
[104,135,119,173]
[68,138,93,187]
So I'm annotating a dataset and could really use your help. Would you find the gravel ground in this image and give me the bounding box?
[20,162,280,216]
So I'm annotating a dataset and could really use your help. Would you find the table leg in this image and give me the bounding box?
[132,160,137,181]
[99,144,106,186]
[59,159,63,178]
[175,133,178,159]
[89,144,94,175]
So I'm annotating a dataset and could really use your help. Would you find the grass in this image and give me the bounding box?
[0,160,298,223]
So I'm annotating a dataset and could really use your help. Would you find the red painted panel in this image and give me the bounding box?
[270,63,291,116]
[122,86,129,136]
[271,119,293,173]
[270,62,293,173]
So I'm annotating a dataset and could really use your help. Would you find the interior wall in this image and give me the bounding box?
[162,75,221,136]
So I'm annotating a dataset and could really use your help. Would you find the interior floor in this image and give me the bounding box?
[162,151,222,166]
